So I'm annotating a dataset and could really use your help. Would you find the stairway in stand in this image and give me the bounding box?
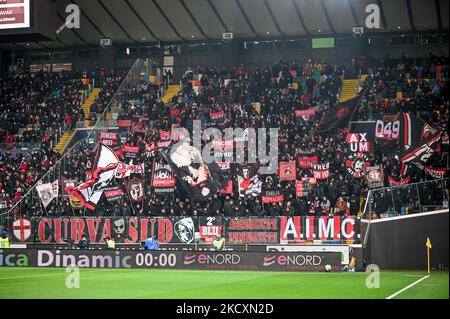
[53,131,72,154]
[82,88,101,127]
[339,79,359,102]
[162,85,181,104]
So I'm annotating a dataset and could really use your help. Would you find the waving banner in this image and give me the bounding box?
[295,107,317,120]
[151,161,176,195]
[210,110,225,123]
[424,166,448,179]
[279,161,296,181]
[162,141,229,201]
[104,187,124,203]
[295,180,313,197]
[237,165,262,198]
[262,190,284,204]
[160,130,171,141]
[312,162,330,180]
[115,162,145,179]
[122,145,140,159]
[347,133,371,153]
[298,156,318,169]
[365,165,384,188]
[316,94,364,132]
[388,175,411,186]
[399,112,444,175]
[99,131,119,147]
[36,180,59,208]
[346,153,370,178]
[127,178,145,202]
[66,143,119,210]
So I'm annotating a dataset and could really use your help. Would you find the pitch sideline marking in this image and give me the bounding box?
[385,275,430,299]
[0,269,107,280]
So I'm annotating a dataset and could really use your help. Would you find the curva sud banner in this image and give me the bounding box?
[10,216,360,245]
[0,249,341,272]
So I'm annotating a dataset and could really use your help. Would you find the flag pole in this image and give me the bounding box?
[426,237,432,275]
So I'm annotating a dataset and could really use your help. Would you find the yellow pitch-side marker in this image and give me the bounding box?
[426,237,432,275]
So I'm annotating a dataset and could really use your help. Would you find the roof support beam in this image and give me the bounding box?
[376,0,388,28]
[405,0,416,31]
[124,0,160,41]
[320,0,336,34]
[290,0,310,35]
[435,0,443,31]
[180,0,211,39]
[348,0,360,27]
[262,0,285,36]
[71,0,106,39]
[97,0,137,42]
[234,0,258,37]
[151,0,186,41]
[207,0,229,32]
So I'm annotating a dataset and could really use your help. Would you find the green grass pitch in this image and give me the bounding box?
[0,268,448,299]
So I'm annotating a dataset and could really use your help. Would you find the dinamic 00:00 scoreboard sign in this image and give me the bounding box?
[0,0,30,30]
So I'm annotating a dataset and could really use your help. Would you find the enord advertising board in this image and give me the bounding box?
[0,249,342,272]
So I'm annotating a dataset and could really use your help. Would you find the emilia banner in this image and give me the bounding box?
[10,216,361,245]
[0,250,341,272]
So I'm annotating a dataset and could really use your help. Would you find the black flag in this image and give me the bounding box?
[161,141,229,201]
[315,93,364,132]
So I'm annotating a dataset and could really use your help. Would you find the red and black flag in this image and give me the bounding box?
[210,110,225,123]
[315,93,364,132]
[151,160,176,196]
[312,162,330,180]
[399,112,444,175]
[161,141,229,202]
[279,161,296,181]
[66,143,120,210]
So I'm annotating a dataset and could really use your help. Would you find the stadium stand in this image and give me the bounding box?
[1,54,448,220]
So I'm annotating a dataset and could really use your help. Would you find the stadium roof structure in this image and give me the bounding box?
[1,0,449,50]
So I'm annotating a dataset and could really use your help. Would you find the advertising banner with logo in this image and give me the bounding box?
[198,216,223,241]
[279,216,360,242]
[11,216,360,245]
[0,249,341,272]
[225,218,278,244]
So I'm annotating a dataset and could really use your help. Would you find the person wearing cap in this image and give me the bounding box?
[0,229,10,248]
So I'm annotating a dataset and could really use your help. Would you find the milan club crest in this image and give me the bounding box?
[12,218,32,241]
[127,178,145,202]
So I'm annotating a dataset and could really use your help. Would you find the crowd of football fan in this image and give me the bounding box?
[1,54,448,220]
[0,68,124,215]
